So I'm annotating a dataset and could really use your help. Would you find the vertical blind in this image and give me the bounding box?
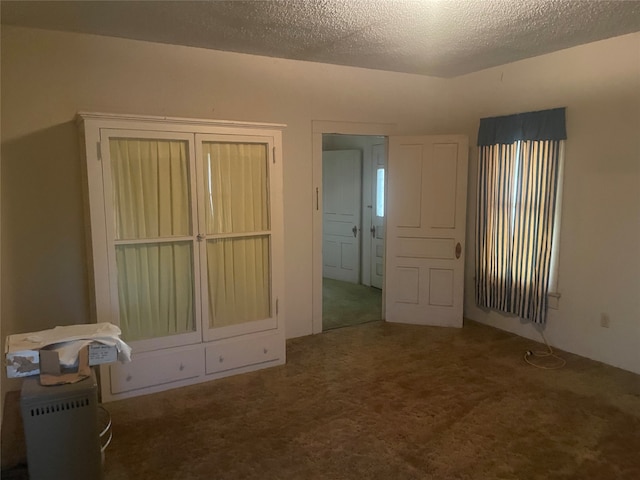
[475,108,565,324]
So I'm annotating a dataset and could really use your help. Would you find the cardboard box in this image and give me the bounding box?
[5,348,40,378]
[5,341,118,379]
[39,347,92,385]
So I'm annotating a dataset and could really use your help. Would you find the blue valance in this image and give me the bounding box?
[477,107,566,146]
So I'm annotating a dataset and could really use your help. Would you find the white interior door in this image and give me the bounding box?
[322,150,362,284]
[370,143,386,289]
[385,135,468,327]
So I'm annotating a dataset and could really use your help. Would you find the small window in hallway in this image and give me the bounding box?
[376,168,385,217]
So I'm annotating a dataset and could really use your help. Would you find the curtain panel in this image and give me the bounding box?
[202,142,271,329]
[475,108,565,324]
[116,242,194,340]
[202,142,269,235]
[110,138,195,341]
[110,139,191,239]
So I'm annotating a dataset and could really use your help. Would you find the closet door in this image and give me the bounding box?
[100,130,202,351]
[196,134,282,341]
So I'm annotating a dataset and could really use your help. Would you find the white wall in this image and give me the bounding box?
[452,33,640,374]
[1,25,638,409]
[0,26,455,396]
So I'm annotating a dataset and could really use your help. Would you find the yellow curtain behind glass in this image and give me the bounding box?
[116,243,194,341]
[202,142,269,234]
[110,138,194,341]
[110,139,190,239]
[202,141,271,328]
[207,237,270,328]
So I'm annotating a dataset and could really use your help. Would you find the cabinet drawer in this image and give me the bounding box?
[205,333,282,375]
[110,347,204,394]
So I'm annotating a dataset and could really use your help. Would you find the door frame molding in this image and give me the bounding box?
[311,120,396,334]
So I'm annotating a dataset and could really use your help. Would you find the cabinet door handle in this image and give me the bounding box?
[219,356,224,363]
[263,348,268,354]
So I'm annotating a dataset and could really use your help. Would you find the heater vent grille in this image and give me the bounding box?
[29,396,91,417]
[21,371,103,479]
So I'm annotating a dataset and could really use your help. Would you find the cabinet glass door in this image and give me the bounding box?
[197,136,276,340]
[102,131,201,349]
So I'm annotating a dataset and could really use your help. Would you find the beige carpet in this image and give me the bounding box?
[4,320,640,479]
[323,277,382,330]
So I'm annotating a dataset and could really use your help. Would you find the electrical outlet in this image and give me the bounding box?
[600,313,610,328]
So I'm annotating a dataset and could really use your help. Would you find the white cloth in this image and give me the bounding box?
[7,322,132,366]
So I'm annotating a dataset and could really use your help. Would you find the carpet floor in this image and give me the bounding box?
[322,277,382,331]
[4,320,640,479]
[102,320,640,479]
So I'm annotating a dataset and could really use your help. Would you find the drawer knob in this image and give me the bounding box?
[179,363,185,371]
[126,374,132,382]
[219,356,224,363]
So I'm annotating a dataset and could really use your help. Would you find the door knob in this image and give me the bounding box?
[370,226,376,238]
[455,242,462,259]
[352,225,358,238]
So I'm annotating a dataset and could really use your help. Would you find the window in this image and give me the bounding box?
[375,167,385,217]
[475,108,566,324]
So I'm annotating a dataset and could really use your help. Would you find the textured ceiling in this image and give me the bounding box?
[3,0,640,77]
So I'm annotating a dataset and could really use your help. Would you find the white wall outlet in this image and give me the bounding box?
[600,313,610,328]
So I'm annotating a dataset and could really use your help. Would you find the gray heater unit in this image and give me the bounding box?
[20,370,103,480]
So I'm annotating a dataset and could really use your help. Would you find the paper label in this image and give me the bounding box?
[89,344,118,365]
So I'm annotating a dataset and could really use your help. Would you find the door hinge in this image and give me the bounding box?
[96,141,102,161]
[272,146,276,164]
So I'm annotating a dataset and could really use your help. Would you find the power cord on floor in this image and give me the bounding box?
[524,330,566,370]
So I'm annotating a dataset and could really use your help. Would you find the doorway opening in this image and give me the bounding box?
[321,134,387,331]
[311,120,396,335]
[313,122,468,333]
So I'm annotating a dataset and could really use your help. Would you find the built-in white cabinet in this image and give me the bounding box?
[78,113,286,401]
